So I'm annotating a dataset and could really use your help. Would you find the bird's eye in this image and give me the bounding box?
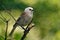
[29,9,31,11]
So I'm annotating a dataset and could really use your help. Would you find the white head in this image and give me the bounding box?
[24,7,34,14]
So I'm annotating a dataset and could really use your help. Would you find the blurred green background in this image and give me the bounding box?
[0,0,60,40]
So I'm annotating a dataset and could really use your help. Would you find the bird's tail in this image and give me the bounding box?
[9,23,17,36]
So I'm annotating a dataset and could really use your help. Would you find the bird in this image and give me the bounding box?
[9,7,34,36]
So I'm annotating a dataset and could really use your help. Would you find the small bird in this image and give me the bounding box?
[9,7,34,36]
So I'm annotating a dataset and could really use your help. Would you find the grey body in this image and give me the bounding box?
[16,12,33,26]
[9,7,33,36]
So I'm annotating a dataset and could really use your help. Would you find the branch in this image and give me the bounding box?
[0,13,7,22]
[5,20,9,40]
[1,5,16,40]
[21,23,35,40]
[0,13,9,40]
[7,12,16,21]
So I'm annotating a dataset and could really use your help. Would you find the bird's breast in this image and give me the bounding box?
[17,13,33,26]
[23,15,33,25]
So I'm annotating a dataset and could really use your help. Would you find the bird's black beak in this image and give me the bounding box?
[32,10,34,11]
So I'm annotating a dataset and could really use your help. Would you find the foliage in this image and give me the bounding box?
[0,0,60,40]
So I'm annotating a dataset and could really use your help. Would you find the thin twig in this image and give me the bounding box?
[0,12,9,40]
[0,13,6,22]
[8,12,16,21]
[5,21,8,40]
[0,17,6,22]
[21,23,35,40]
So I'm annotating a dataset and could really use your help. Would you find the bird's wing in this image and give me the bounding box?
[21,12,27,16]
[16,12,26,22]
